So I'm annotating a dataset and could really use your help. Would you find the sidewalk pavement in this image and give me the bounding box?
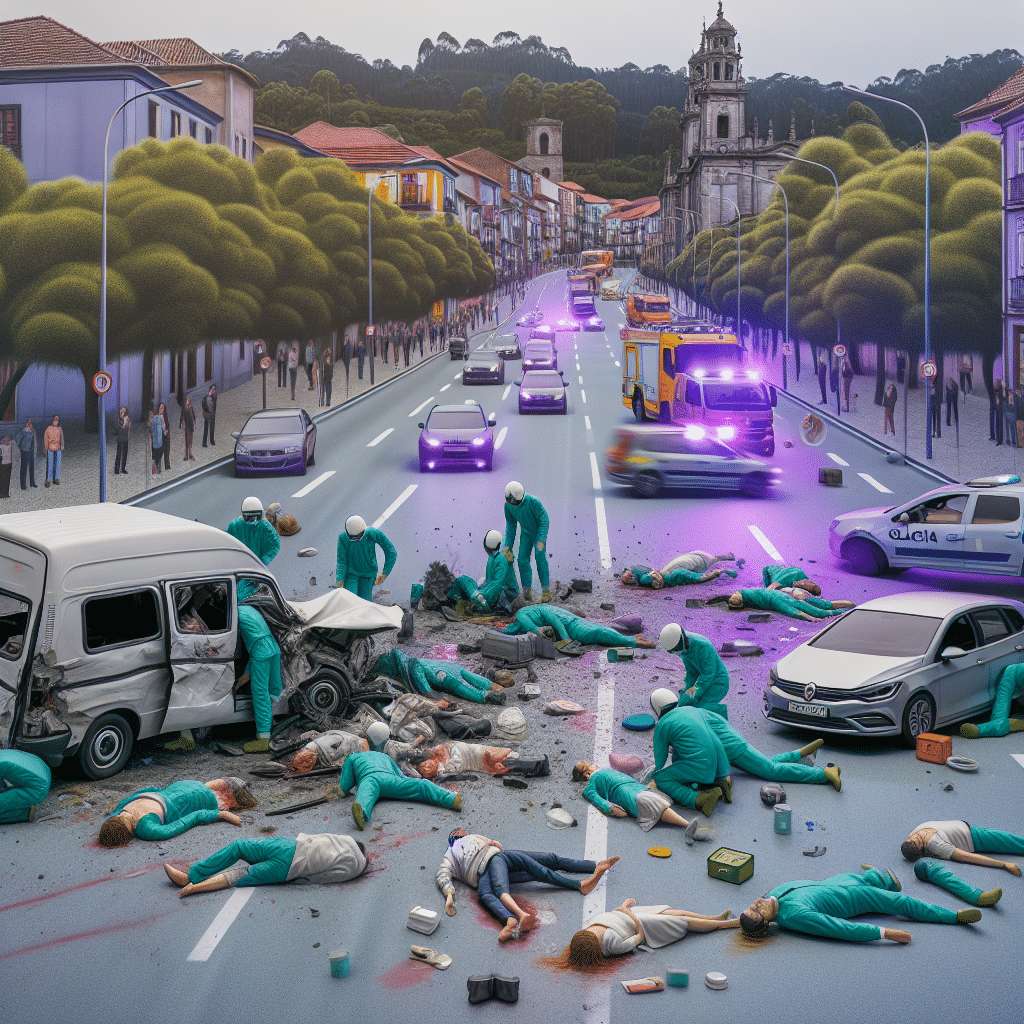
[771,341,1024,486]
[0,291,520,514]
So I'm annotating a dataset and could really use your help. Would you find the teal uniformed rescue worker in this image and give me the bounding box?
[446,530,519,613]
[97,778,257,847]
[960,662,1024,738]
[336,514,397,600]
[0,749,51,824]
[620,564,730,589]
[373,649,509,704]
[238,604,283,754]
[339,749,462,830]
[649,691,729,817]
[724,588,853,621]
[739,866,983,943]
[227,496,281,566]
[503,481,551,604]
[761,564,819,593]
[164,833,367,896]
[658,623,730,714]
[504,604,656,651]
[698,707,842,792]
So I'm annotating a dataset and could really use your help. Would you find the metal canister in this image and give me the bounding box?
[329,950,350,978]
[774,803,792,835]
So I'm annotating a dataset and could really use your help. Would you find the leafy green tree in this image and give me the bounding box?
[310,70,342,121]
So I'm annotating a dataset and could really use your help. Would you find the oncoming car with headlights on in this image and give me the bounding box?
[763,591,1024,745]
[493,334,521,360]
[829,475,1024,577]
[522,340,558,372]
[418,403,496,472]
[462,355,504,385]
[517,369,567,415]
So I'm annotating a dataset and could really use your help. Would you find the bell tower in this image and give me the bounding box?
[520,117,563,181]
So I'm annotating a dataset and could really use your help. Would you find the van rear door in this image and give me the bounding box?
[161,578,245,733]
[0,539,46,745]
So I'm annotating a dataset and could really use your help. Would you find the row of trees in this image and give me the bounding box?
[0,139,493,425]
[649,111,1001,402]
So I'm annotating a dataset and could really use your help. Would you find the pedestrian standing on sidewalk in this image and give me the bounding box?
[991,383,1003,443]
[418,325,424,357]
[945,378,959,430]
[356,337,366,380]
[288,342,300,399]
[180,398,196,461]
[0,435,12,499]
[157,402,171,470]
[1003,382,1016,448]
[883,384,898,436]
[304,340,315,391]
[403,331,411,368]
[841,358,854,413]
[202,384,217,447]
[43,414,64,487]
[149,410,164,475]
[114,406,130,474]
[817,357,828,404]
[276,341,287,388]
[959,354,973,395]
[322,350,333,407]
[15,418,36,490]
[393,333,400,366]
[930,377,942,439]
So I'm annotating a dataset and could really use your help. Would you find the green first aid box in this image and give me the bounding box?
[707,847,754,885]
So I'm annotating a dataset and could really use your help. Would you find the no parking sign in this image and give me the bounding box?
[921,360,937,379]
[92,370,112,396]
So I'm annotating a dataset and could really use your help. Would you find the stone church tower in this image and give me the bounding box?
[518,117,563,181]
[662,3,800,247]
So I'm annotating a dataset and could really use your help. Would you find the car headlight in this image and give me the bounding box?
[235,444,249,456]
[717,426,736,440]
[852,680,903,702]
[426,438,440,447]
[489,365,498,372]
[520,392,532,400]
[768,666,778,686]
[472,436,487,446]
[284,445,301,454]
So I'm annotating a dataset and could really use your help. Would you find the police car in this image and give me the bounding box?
[829,475,1024,576]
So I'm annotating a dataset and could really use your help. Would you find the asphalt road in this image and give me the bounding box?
[2,270,1021,1024]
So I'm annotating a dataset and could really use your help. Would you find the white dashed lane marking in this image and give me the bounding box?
[291,471,335,498]
[495,427,508,449]
[373,485,417,528]
[827,453,849,466]
[408,397,434,417]
[366,429,393,447]
[859,473,893,493]
[748,524,783,561]
[187,888,254,962]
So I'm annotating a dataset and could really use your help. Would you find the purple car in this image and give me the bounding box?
[232,408,316,477]
[418,403,496,472]
[522,340,557,371]
[517,369,567,415]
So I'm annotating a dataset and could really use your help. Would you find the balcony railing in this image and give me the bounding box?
[1009,174,1024,205]
[1010,276,1024,309]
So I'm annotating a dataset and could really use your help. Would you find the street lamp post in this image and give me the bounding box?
[664,208,705,318]
[367,171,399,386]
[719,171,790,388]
[100,79,202,501]
[844,84,931,459]
[703,190,741,345]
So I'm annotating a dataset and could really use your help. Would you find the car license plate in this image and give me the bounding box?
[788,701,828,718]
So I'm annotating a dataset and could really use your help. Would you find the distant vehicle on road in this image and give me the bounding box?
[625,294,672,328]
[232,408,316,477]
[570,291,603,331]
[517,369,567,415]
[605,424,780,499]
[463,355,504,385]
[516,311,544,328]
[493,334,521,360]
[763,591,1024,745]
[601,278,623,300]
[448,336,470,359]
[830,474,1024,577]
[523,340,558,371]
[418,402,496,472]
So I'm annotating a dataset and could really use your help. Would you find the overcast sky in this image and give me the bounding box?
[5,1,1021,85]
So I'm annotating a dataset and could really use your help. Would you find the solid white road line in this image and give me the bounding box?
[858,472,893,493]
[581,389,587,403]
[502,384,512,401]
[594,499,612,569]
[408,397,434,417]
[187,888,254,962]
[440,383,451,392]
[748,524,783,561]
[366,429,393,447]
[1012,754,1024,770]
[373,485,417,529]
[291,471,335,498]
[827,452,849,466]
[495,427,508,449]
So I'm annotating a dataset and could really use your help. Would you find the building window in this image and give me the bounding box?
[170,111,181,138]
[542,167,550,178]
[713,63,720,80]
[238,339,246,359]
[0,105,22,160]
[717,115,730,139]
[234,134,240,155]
[1018,216,1024,269]
[539,132,549,155]
[242,137,247,159]
[725,62,734,81]
[148,101,160,138]
[1018,134,1024,175]
[205,126,213,144]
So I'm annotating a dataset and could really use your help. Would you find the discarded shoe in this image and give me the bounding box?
[493,975,520,1003]
[410,945,452,970]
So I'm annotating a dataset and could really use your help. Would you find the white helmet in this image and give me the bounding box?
[505,481,525,505]
[345,515,367,539]
[366,721,390,749]
[484,529,503,553]
[241,496,264,522]
[650,688,678,716]
[659,623,686,652]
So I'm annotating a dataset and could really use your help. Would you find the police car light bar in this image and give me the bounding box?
[966,474,1021,487]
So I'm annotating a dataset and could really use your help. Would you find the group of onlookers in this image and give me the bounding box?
[1,415,65,497]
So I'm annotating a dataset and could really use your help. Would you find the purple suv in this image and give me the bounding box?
[418,403,496,472]
[232,408,316,476]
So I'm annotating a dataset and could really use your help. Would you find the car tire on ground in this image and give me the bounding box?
[763,439,776,457]
[841,537,888,576]
[484,457,493,471]
[901,691,936,746]
[308,444,315,467]
[301,668,350,718]
[741,472,769,499]
[79,712,135,780]
[632,391,646,423]
[633,471,662,499]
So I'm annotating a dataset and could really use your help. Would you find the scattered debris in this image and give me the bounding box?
[265,796,329,816]
[803,846,827,857]
[600,602,616,612]
[408,906,441,935]
[942,782,955,792]
[310,907,320,918]
[719,640,764,657]
[502,777,528,790]
[747,612,771,623]
[298,547,317,557]
[546,807,576,828]
[457,642,481,654]
[685,598,704,609]
[572,579,593,593]
[542,700,586,716]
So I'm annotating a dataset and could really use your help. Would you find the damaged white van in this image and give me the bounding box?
[0,505,403,778]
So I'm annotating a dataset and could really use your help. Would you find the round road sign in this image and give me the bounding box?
[921,360,937,378]
[832,343,847,358]
[92,370,113,396]
[259,356,273,372]
[365,325,376,336]
[782,342,793,356]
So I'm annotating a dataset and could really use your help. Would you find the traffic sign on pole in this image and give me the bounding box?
[921,360,937,378]
[366,325,376,336]
[832,343,846,358]
[781,342,792,356]
[259,356,273,372]
[92,370,113,396]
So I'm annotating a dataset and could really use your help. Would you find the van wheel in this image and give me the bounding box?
[301,668,351,718]
[632,391,646,423]
[79,713,134,780]
[659,401,672,424]
[902,692,936,746]
[633,471,662,499]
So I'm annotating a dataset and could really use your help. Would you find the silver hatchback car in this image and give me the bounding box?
[763,591,1024,745]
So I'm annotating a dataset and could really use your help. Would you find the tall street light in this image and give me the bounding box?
[844,84,932,459]
[664,208,704,318]
[703,190,741,345]
[719,171,790,388]
[367,170,399,386]
[100,79,202,501]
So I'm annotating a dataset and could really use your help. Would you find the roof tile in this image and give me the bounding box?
[0,15,124,67]
[955,63,1024,120]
